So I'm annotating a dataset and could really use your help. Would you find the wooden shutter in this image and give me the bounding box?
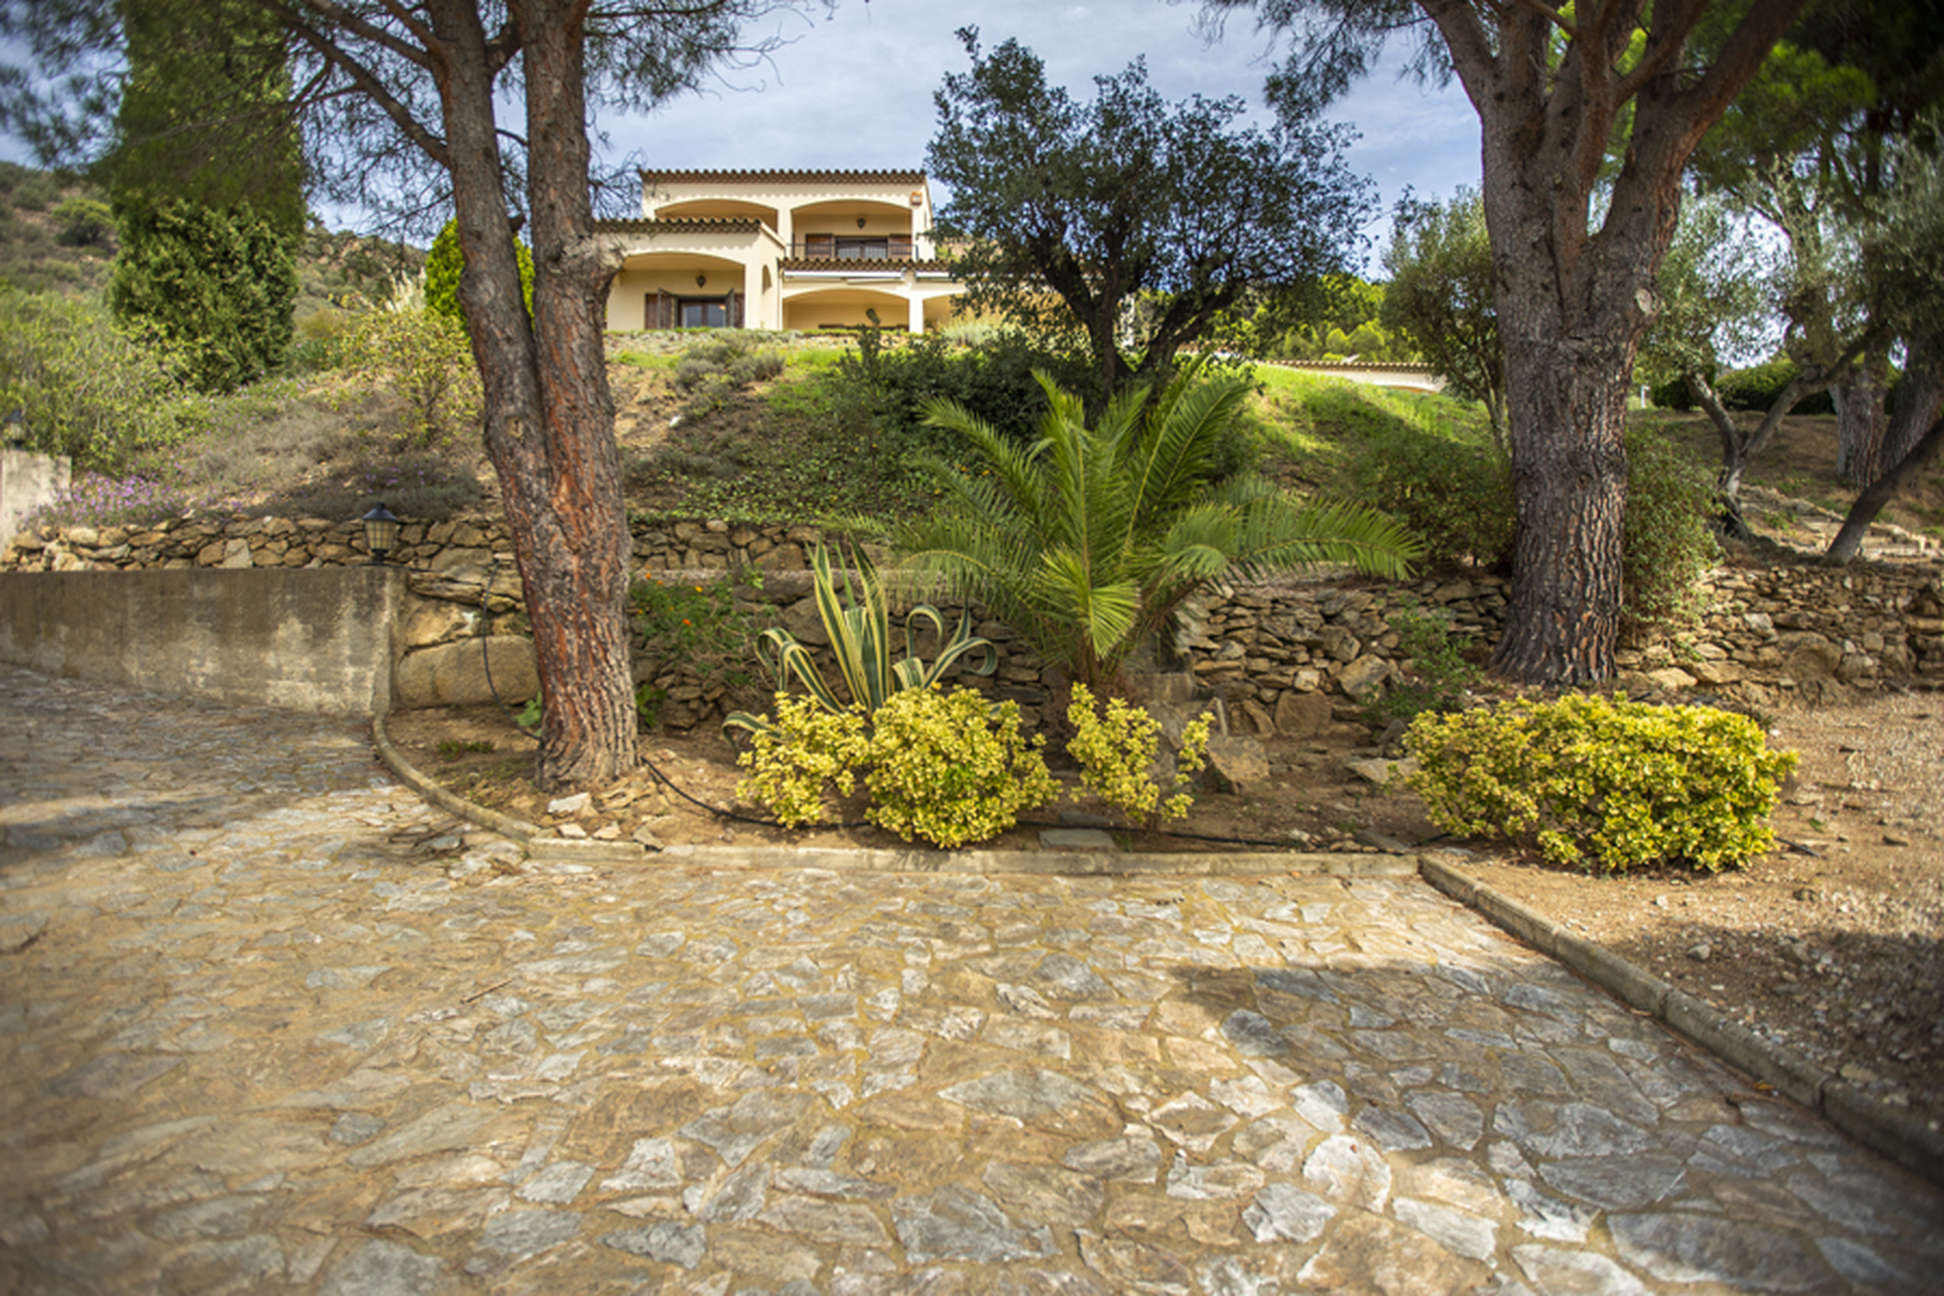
[804,232,834,259]
[727,290,744,328]
[889,234,913,260]
[651,290,675,329]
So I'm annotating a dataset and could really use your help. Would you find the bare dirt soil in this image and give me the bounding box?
[389,682,1944,1131]
[1464,690,1944,1129]
[1657,409,1944,547]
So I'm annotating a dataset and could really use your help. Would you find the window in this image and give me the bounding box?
[834,236,889,260]
[678,298,729,328]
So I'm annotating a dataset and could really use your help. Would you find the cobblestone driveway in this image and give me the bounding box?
[2,664,1940,1294]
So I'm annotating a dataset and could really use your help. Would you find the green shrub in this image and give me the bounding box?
[0,289,203,471]
[336,307,481,449]
[1648,371,1705,411]
[734,694,874,827]
[1349,416,1513,568]
[630,570,758,704]
[862,686,1058,847]
[108,198,300,393]
[1714,358,1836,416]
[1623,426,1720,633]
[422,217,534,327]
[671,332,787,418]
[6,167,63,211]
[838,327,1095,452]
[1363,602,1480,726]
[1404,694,1797,873]
[1066,683,1212,825]
[735,684,1057,846]
[53,196,114,248]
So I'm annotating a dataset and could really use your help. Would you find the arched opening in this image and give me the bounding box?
[650,198,780,229]
[782,287,914,333]
[787,198,918,260]
[610,251,750,331]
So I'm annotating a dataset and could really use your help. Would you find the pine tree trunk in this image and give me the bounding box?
[432,0,636,790]
[1489,327,1632,683]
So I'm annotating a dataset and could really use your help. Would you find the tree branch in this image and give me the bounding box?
[1673,0,1811,140]
[1419,0,1502,104]
[267,4,451,168]
[286,0,436,69]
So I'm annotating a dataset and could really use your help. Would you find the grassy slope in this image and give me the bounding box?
[8,161,1921,543]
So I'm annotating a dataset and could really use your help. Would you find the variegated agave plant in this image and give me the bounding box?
[723,542,995,735]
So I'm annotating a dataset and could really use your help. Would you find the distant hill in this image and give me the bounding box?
[0,161,424,316]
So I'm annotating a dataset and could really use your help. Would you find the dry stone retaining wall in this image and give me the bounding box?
[6,512,1940,728]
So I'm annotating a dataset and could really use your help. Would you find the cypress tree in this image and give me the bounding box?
[101,1,304,392]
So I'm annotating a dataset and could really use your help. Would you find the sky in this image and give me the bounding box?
[2,0,1485,260]
[610,0,1482,257]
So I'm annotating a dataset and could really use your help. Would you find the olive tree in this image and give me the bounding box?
[927,27,1372,413]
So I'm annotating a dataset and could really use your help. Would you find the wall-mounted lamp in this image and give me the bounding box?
[856,216,868,229]
[695,272,707,287]
[361,502,401,565]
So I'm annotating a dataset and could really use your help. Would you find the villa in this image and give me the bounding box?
[595,168,964,333]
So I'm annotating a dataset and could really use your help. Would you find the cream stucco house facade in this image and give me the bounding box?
[594,169,964,333]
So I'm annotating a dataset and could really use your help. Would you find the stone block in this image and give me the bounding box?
[401,599,475,649]
[1273,691,1331,738]
[393,635,537,708]
[1205,735,1268,793]
[1334,655,1390,699]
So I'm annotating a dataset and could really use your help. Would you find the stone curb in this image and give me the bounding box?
[653,843,1419,878]
[370,711,542,844]
[368,716,1419,878]
[1417,854,1944,1190]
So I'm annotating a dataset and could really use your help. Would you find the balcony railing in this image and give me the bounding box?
[791,235,915,260]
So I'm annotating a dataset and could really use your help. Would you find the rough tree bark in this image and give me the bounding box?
[1880,339,1944,476]
[426,0,635,789]
[1415,0,1806,683]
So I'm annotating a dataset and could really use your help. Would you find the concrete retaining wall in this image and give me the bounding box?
[0,567,401,714]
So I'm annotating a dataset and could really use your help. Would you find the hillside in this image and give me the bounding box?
[3,155,1933,555]
[0,162,422,316]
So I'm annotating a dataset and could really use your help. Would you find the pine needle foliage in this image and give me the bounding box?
[898,369,1421,688]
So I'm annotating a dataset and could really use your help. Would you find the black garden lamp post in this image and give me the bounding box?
[361,502,401,565]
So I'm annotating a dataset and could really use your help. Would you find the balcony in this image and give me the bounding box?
[789,234,915,261]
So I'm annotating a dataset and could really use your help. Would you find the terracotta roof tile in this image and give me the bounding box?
[781,257,957,274]
[638,168,926,186]
[593,217,766,234]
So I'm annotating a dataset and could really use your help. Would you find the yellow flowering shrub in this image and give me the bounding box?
[735,693,871,828]
[863,686,1058,848]
[1403,693,1798,873]
[1066,684,1213,825]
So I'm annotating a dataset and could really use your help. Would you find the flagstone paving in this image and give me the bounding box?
[2,664,1941,1294]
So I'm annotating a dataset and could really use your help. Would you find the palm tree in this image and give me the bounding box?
[897,369,1421,690]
